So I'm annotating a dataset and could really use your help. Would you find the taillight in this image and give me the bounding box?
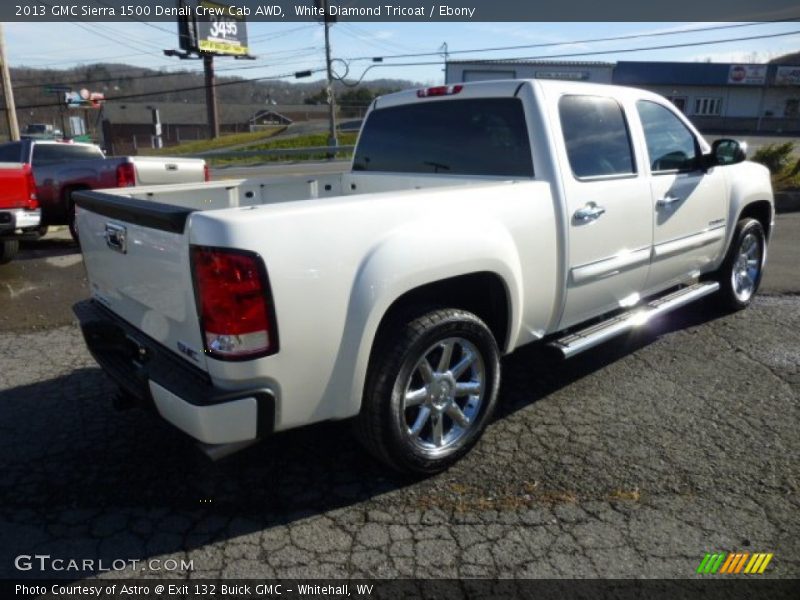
[22,164,38,208]
[116,162,136,187]
[417,84,463,98]
[203,163,211,182]
[190,246,277,360]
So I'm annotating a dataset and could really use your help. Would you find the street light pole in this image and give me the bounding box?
[0,24,19,141]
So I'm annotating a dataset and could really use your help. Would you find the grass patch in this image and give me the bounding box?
[208,131,359,166]
[140,128,286,156]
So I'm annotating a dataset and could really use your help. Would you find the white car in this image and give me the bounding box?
[73,79,774,473]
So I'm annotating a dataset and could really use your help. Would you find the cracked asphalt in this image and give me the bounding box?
[0,221,798,581]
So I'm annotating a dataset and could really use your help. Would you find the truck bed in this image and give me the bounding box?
[83,171,505,212]
[74,172,556,403]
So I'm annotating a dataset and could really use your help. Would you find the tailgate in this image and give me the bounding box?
[0,162,31,208]
[130,156,206,186]
[74,189,208,370]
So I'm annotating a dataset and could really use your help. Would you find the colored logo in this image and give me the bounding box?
[696,552,773,575]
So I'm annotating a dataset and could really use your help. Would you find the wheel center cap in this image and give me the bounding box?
[430,380,453,410]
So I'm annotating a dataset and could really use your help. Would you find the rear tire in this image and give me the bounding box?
[22,225,48,239]
[713,218,766,311]
[356,308,501,474]
[68,201,79,245]
[0,240,19,265]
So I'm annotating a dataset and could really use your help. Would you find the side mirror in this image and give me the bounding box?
[710,138,747,166]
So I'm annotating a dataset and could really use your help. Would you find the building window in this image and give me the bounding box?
[693,97,722,116]
[785,99,799,117]
[666,96,687,113]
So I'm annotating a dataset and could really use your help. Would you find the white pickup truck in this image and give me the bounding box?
[73,80,773,473]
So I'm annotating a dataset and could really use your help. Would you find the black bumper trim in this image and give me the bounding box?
[73,299,275,438]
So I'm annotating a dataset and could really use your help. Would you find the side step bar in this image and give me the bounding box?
[549,281,720,359]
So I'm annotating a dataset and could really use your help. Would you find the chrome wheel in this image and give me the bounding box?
[401,337,486,456]
[731,232,762,303]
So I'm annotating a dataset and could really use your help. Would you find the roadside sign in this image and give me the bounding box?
[195,0,249,56]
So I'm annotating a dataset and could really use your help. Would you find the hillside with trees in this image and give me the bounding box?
[1,62,418,136]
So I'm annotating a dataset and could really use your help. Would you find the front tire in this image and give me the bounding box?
[714,218,766,311]
[357,308,501,474]
[0,240,19,265]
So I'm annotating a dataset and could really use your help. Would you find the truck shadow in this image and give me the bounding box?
[17,235,79,261]
[495,295,727,421]
[0,298,727,580]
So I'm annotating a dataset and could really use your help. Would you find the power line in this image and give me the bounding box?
[346,20,799,62]
[335,27,800,83]
[70,22,166,56]
[474,27,800,63]
[12,19,795,88]
[13,66,329,110]
[337,22,422,56]
[11,46,324,89]
[10,23,800,109]
[89,0,176,35]
[14,50,157,68]
[248,24,318,43]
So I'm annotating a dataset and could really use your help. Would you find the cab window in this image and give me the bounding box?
[32,144,104,167]
[353,98,533,177]
[0,142,23,163]
[636,101,699,173]
[558,95,636,179]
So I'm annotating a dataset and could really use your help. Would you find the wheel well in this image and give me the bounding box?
[63,184,91,205]
[739,200,773,240]
[374,272,511,351]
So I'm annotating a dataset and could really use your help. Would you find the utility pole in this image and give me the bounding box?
[322,0,337,151]
[0,24,19,141]
[203,54,219,139]
[440,42,449,83]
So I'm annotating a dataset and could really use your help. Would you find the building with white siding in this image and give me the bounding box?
[445,60,800,133]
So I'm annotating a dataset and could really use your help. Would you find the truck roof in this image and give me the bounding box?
[374,78,667,110]
[28,139,99,149]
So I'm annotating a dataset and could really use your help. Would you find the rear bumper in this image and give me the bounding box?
[73,299,275,445]
[0,208,41,233]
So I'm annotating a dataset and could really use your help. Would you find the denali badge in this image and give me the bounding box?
[104,222,127,254]
[177,341,200,362]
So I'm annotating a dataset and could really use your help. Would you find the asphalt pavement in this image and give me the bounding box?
[0,214,797,581]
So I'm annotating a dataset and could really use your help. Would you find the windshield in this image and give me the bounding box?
[353,98,534,178]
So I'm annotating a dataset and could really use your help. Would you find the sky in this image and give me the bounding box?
[5,20,800,87]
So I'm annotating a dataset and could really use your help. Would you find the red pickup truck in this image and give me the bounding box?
[0,160,40,264]
[0,139,208,243]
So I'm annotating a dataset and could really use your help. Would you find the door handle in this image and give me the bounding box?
[573,202,606,222]
[656,194,682,208]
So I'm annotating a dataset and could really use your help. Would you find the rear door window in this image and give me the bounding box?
[353,98,533,177]
[0,142,23,163]
[32,144,104,166]
[558,95,636,179]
